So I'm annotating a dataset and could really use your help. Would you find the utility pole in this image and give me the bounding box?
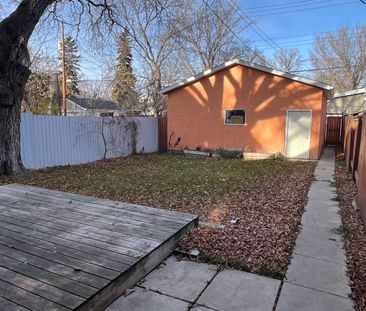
[60,20,67,116]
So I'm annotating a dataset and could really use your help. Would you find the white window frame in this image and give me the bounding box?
[224,109,246,125]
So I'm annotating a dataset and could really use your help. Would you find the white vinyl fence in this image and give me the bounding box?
[20,112,158,169]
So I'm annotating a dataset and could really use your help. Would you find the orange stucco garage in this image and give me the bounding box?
[162,59,332,160]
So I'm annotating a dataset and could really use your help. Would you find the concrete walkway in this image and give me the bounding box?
[276,147,353,310]
[106,148,354,311]
[106,256,281,311]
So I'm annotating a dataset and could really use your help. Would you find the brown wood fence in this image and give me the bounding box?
[326,116,342,145]
[158,117,168,152]
[343,114,366,230]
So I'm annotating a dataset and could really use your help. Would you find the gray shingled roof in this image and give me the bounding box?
[68,96,119,110]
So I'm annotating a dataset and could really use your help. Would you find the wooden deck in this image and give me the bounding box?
[0,184,198,311]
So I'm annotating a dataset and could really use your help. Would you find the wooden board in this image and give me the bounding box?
[326,116,342,145]
[0,184,198,310]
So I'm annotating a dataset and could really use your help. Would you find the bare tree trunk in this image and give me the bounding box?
[0,104,24,175]
[0,0,53,175]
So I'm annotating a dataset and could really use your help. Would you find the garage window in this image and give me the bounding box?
[225,109,246,125]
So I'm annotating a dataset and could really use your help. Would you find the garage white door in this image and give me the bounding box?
[286,110,312,159]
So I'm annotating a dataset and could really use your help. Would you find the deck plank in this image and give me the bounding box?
[0,191,177,240]
[0,214,148,258]
[0,227,129,272]
[4,184,195,221]
[0,189,186,232]
[0,198,162,246]
[0,266,84,309]
[0,208,155,256]
[0,197,172,243]
[0,279,70,311]
[0,234,118,280]
[0,184,198,311]
[0,242,108,290]
[0,253,96,298]
[0,189,189,229]
[0,220,136,265]
[0,199,163,247]
[0,296,29,311]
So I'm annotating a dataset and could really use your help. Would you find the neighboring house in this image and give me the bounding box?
[67,96,120,117]
[161,59,332,160]
[327,88,366,115]
[67,96,142,117]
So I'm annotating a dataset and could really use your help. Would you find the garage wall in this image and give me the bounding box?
[167,64,326,159]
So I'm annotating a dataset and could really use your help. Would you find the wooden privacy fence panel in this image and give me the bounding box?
[326,116,342,145]
[353,117,363,182]
[20,112,158,169]
[343,113,366,231]
[344,116,358,172]
[158,117,168,152]
[357,114,366,229]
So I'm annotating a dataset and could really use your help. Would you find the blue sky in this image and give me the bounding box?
[1,0,365,79]
[239,0,366,67]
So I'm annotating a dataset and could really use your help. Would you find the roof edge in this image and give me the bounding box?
[67,98,88,111]
[161,59,333,94]
[334,88,366,98]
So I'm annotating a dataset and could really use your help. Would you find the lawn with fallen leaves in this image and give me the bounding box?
[335,153,366,311]
[1,154,316,278]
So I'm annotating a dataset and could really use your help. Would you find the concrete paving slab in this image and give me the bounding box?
[286,254,350,298]
[302,208,341,226]
[303,199,340,217]
[139,256,217,302]
[306,197,339,207]
[307,185,336,196]
[314,168,335,180]
[197,269,280,311]
[106,287,189,311]
[189,306,216,311]
[276,282,353,311]
[300,213,342,232]
[307,187,338,200]
[293,230,345,264]
[316,164,335,171]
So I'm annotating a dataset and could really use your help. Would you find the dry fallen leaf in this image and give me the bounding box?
[124,289,135,297]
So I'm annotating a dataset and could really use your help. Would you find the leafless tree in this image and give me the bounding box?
[80,79,111,103]
[29,51,58,74]
[310,25,366,92]
[174,0,265,74]
[0,0,118,176]
[272,48,304,72]
[114,0,180,117]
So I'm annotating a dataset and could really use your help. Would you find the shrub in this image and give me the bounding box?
[217,148,242,159]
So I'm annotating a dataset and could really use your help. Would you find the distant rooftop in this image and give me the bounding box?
[68,95,119,110]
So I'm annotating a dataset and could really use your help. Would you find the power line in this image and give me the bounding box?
[252,26,360,44]
[252,1,358,17]
[290,65,357,73]
[256,34,365,50]
[201,0,270,65]
[225,0,282,53]
[244,0,322,11]
[246,0,337,13]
